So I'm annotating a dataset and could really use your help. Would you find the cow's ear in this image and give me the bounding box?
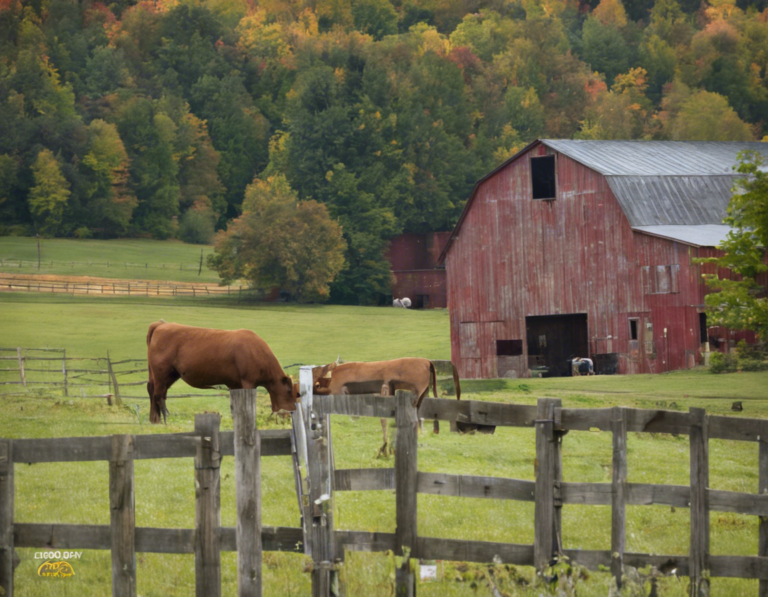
[282,375,292,387]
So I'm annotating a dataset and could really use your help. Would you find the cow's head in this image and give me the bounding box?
[312,362,337,383]
[267,375,300,412]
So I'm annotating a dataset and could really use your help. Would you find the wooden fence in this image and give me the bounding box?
[2,366,768,596]
[0,258,204,274]
[0,276,244,298]
[295,368,768,596]
[0,394,303,597]
[0,348,225,402]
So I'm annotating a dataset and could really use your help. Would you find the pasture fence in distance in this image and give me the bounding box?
[2,368,768,595]
[0,348,228,403]
[0,275,246,298]
[0,258,204,274]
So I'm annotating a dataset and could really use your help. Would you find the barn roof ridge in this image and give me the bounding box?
[438,139,766,263]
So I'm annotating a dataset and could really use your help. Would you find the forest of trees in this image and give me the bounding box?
[1,0,767,301]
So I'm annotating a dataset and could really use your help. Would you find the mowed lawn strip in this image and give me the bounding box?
[0,236,219,283]
[2,293,767,595]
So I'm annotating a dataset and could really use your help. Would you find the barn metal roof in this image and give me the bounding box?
[542,140,768,176]
[542,141,768,227]
[632,225,734,247]
[439,139,767,264]
[605,176,736,226]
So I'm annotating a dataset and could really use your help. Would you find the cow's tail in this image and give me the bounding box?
[452,362,461,401]
[146,320,166,347]
[430,361,437,398]
[146,320,166,424]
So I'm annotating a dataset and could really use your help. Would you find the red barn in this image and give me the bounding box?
[386,232,451,309]
[439,140,768,379]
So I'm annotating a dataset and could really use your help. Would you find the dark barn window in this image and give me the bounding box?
[531,155,556,200]
[415,294,430,309]
[629,319,638,341]
[496,339,523,356]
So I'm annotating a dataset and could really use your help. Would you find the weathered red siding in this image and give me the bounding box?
[391,270,447,308]
[445,143,739,379]
[386,232,452,270]
[387,233,451,309]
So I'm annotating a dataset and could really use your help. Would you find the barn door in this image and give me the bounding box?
[525,314,589,377]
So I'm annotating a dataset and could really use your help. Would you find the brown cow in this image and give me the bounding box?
[312,357,437,457]
[313,358,437,408]
[146,321,299,423]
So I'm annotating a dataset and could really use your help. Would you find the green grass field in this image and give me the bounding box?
[0,237,219,283]
[1,291,767,596]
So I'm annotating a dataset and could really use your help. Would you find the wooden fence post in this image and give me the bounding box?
[110,434,136,597]
[16,349,25,390]
[759,428,768,597]
[534,398,561,573]
[62,349,68,397]
[0,440,14,597]
[107,352,122,406]
[230,388,262,597]
[292,399,311,559]
[611,407,628,589]
[195,413,222,597]
[298,366,339,597]
[395,390,419,597]
[689,407,710,597]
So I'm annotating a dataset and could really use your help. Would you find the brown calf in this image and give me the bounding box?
[313,357,437,408]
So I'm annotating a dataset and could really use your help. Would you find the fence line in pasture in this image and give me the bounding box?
[0,348,229,403]
[2,372,768,596]
[0,276,244,299]
[0,258,204,274]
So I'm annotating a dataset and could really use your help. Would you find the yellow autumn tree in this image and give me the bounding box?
[592,0,628,27]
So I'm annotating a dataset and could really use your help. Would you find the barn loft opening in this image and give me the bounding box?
[699,313,707,345]
[531,155,556,200]
[629,319,638,341]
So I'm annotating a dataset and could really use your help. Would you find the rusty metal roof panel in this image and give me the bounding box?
[605,175,736,226]
[632,225,733,247]
[542,140,768,176]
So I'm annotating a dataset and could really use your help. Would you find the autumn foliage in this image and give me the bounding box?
[0,0,766,301]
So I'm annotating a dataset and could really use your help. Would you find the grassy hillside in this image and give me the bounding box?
[0,237,219,283]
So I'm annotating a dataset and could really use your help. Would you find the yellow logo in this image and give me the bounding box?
[37,561,75,578]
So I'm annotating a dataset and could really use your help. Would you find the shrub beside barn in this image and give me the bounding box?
[439,140,768,379]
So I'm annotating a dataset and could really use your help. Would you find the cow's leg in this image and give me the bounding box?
[150,368,179,424]
[146,362,155,412]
